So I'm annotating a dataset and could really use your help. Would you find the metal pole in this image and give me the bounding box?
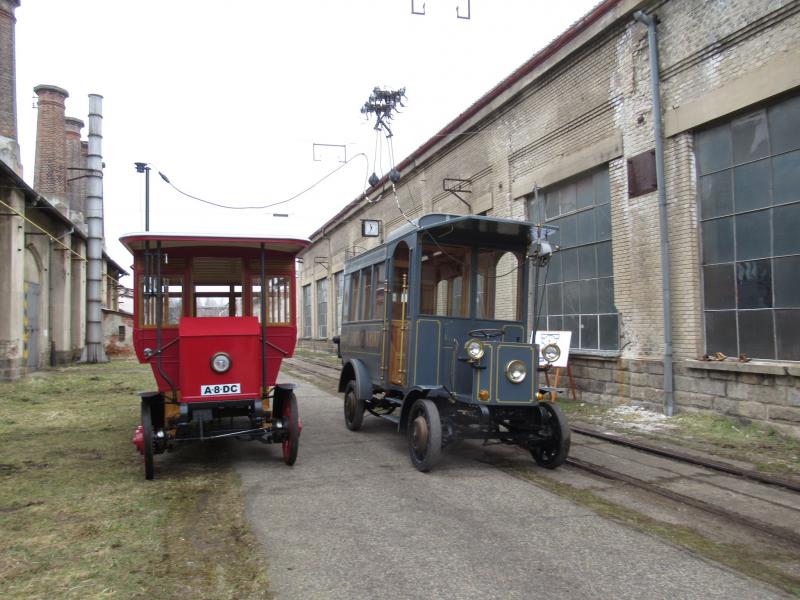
[145,166,150,232]
[634,11,674,416]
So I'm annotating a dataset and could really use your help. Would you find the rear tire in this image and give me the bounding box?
[407,398,442,472]
[531,403,570,469]
[344,381,365,431]
[282,393,300,466]
[141,400,154,480]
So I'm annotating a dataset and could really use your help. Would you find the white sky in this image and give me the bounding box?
[15,0,599,273]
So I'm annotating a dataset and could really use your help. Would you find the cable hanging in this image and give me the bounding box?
[158,152,370,211]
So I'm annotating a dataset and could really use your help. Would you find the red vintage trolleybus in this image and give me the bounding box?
[121,233,309,479]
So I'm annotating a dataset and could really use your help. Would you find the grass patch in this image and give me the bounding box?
[0,358,269,599]
[503,464,800,596]
[559,399,800,477]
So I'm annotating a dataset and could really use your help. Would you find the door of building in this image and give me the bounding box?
[25,282,40,369]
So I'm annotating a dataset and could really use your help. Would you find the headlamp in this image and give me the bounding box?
[464,339,485,360]
[542,343,561,364]
[211,352,232,373]
[505,359,527,383]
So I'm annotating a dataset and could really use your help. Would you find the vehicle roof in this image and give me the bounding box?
[385,213,555,245]
[119,232,309,254]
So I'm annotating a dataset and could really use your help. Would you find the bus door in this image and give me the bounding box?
[388,242,410,386]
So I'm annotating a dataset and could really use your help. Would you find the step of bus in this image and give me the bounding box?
[377,413,401,426]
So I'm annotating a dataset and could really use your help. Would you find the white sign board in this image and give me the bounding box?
[533,330,572,368]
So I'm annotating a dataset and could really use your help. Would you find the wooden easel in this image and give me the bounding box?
[545,364,577,401]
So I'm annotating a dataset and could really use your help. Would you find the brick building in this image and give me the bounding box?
[0,0,130,379]
[296,0,800,435]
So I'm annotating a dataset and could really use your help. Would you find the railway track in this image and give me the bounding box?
[285,355,800,494]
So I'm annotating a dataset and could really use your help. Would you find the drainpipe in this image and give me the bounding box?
[634,10,673,416]
[81,94,107,363]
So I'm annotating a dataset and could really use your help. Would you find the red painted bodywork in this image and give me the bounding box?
[179,317,262,402]
[120,233,307,402]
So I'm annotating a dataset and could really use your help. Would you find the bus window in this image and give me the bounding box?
[194,284,243,317]
[252,276,292,324]
[141,278,183,326]
[374,263,386,320]
[349,271,361,321]
[476,249,522,321]
[420,244,471,317]
[361,267,373,320]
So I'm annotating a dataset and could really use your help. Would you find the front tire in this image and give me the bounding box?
[407,398,442,472]
[282,393,300,466]
[531,402,570,469]
[141,400,154,480]
[344,381,365,431]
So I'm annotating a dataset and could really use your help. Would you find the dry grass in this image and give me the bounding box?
[0,358,270,599]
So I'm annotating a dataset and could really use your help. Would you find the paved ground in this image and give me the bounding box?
[235,379,786,599]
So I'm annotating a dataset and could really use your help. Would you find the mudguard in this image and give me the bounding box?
[338,358,372,401]
[398,385,449,432]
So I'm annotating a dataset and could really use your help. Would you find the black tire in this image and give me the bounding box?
[282,393,300,466]
[344,381,365,431]
[531,402,571,469]
[141,400,154,480]
[407,398,443,472]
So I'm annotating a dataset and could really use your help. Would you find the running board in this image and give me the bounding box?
[377,413,401,426]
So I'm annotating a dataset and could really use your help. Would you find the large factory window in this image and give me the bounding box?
[529,167,618,350]
[302,284,311,338]
[697,93,800,360]
[333,271,344,335]
[317,278,328,338]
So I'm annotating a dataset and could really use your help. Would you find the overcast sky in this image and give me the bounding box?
[15,0,599,271]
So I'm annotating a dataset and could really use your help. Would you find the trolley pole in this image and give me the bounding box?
[134,162,151,231]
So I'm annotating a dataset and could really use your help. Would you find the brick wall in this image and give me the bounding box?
[297,0,800,434]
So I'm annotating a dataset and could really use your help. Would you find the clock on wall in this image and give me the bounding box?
[361,219,381,237]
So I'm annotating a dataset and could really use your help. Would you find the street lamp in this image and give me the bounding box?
[134,162,151,231]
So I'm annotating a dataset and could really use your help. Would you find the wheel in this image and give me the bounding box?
[282,393,300,466]
[141,400,154,480]
[344,381,365,431]
[407,398,442,472]
[530,402,571,469]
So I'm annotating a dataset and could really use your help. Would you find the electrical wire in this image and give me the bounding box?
[159,152,370,211]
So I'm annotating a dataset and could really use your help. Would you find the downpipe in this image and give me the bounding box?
[634,11,674,416]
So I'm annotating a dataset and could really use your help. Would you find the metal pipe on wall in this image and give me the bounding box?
[633,11,673,416]
[81,93,107,363]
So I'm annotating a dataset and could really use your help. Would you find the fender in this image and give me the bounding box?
[398,385,448,432]
[338,358,372,401]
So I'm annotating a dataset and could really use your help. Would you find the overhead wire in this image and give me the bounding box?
[158,152,370,211]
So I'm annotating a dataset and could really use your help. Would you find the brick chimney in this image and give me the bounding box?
[34,84,69,209]
[0,1,21,173]
[65,116,85,222]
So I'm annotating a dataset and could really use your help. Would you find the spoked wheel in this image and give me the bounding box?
[530,402,571,469]
[282,393,300,466]
[141,400,154,480]
[344,381,364,431]
[407,398,442,472]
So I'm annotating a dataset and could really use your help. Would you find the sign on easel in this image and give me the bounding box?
[532,330,572,368]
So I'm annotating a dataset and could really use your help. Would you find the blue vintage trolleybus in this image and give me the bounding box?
[334,213,569,471]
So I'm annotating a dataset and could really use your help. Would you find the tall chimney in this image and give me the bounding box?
[81,93,107,363]
[64,116,85,222]
[33,84,69,210]
[0,0,21,173]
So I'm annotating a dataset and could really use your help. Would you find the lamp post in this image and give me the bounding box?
[134,162,151,231]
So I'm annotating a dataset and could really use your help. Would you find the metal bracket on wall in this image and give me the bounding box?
[443,178,473,213]
[312,143,347,163]
[314,257,330,272]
